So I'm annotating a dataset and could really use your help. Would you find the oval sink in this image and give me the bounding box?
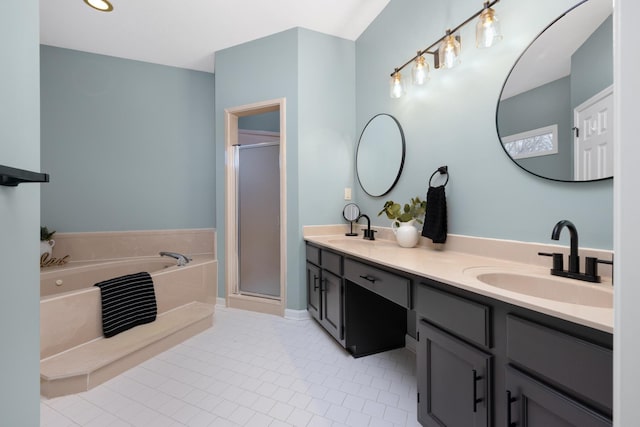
[476,272,613,308]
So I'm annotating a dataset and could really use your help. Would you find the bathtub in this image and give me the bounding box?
[40,257,180,297]
[40,255,217,360]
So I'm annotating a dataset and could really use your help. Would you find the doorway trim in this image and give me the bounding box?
[224,98,287,316]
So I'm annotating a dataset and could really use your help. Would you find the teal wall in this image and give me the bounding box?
[571,15,613,109]
[0,0,41,424]
[215,28,355,309]
[354,0,613,249]
[298,29,356,308]
[215,29,299,303]
[40,46,216,232]
[498,76,573,180]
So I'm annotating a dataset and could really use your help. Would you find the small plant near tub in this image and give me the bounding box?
[378,197,427,225]
[41,226,56,241]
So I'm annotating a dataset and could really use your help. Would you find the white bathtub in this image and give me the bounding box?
[40,255,217,360]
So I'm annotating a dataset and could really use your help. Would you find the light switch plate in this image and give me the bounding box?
[344,187,352,200]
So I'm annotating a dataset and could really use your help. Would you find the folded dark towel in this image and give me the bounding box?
[422,185,447,244]
[94,272,157,338]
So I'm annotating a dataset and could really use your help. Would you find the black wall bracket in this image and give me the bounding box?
[0,165,49,187]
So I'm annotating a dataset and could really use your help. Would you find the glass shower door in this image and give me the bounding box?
[237,142,280,299]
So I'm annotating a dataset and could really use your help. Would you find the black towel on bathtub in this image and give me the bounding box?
[94,272,157,338]
[421,185,448,244]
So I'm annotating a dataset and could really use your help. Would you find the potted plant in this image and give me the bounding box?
[378,197,426,248]
[40,226,56,257]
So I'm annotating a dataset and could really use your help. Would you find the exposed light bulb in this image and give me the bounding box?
[411,55,430,86]
[438,32,461,69]
[84,0,114,12]
[476,4,502,48]
[389,71,405,99]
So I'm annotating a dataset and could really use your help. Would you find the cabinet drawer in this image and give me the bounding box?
[344,259,410,308]
[306,244,320,266]
[322,250,342,275]
[506,315,612,412]
[415,283,491,348]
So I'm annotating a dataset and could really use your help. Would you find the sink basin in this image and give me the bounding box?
[326,238,396,248]
[475,272,613,308]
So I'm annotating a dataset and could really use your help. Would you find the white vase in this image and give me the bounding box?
[40,239,55,257]
[391,220,419,248]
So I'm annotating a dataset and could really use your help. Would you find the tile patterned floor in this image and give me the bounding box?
[41,307,419,427]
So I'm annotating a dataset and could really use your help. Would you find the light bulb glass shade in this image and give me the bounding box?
[476,7,502,48]
[84,0,114,12]
[389,72,405,98]
[438,33,461,69]
[411,55,430,85]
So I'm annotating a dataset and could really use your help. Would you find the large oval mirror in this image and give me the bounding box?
[496,0,613,182]
[356,113,406,197]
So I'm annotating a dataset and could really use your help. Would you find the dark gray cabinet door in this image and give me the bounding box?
[417,320,492,427]
[306,262,321,321]
[505,366,611,427]
[320,270,342,342]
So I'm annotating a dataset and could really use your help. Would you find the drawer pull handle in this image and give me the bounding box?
[506,390,517,427]
[313,275,320,290]
[359,274,377,283]
[472,369,483,412]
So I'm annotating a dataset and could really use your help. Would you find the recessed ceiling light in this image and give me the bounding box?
[83,0,113,12]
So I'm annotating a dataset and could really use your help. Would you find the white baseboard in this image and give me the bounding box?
[216,297,226,308]
[284,309,311,321]
[405,334,417,354]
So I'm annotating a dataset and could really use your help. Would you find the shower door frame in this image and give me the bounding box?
[224,98,287,317]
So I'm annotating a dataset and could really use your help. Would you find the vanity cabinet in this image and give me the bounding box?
[306,262,321,321]
[417,320,492,427]
[505,315,612,427]
[306,245,344,345]
[415,279,612,427]
[505,366,610,427]
[305,243,409,357]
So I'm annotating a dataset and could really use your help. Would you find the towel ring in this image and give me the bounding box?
[429,165,449,187]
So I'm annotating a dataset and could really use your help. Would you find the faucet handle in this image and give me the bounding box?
[363,229,377,240]
[585,257,613,280]
[538,252,563,272]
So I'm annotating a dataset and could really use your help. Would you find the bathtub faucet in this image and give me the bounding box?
[159,251,192,267]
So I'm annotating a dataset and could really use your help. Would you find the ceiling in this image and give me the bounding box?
[39,0,390,73]
[500,0,612,99]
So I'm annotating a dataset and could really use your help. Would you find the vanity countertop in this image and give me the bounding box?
[305,234,613,333]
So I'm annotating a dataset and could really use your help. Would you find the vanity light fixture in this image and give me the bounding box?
[390,69,406,99]
[83,0,114,12]
[438,30,462,69]
[389,0,501,98]
[411,53,430,85]
[476,2,502,48]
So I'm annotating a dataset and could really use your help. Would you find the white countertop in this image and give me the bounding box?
[305,234,613,333]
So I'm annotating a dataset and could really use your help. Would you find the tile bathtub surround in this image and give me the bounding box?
[41,307,420,427]
[52,228,216,262]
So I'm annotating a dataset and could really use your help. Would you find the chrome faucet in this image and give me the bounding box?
[538,219,613,283]
[159,251,192,266]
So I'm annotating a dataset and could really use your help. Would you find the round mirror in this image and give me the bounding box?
[343,203,360,221]
[356,114,406,196]
[343,203,361,236]
[496,0,613,182]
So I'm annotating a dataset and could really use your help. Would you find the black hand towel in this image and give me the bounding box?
[94,272,157,338]
[422,185,447,244]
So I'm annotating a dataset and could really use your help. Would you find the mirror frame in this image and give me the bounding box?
[356,113,406,197]
[495,0,613,183]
